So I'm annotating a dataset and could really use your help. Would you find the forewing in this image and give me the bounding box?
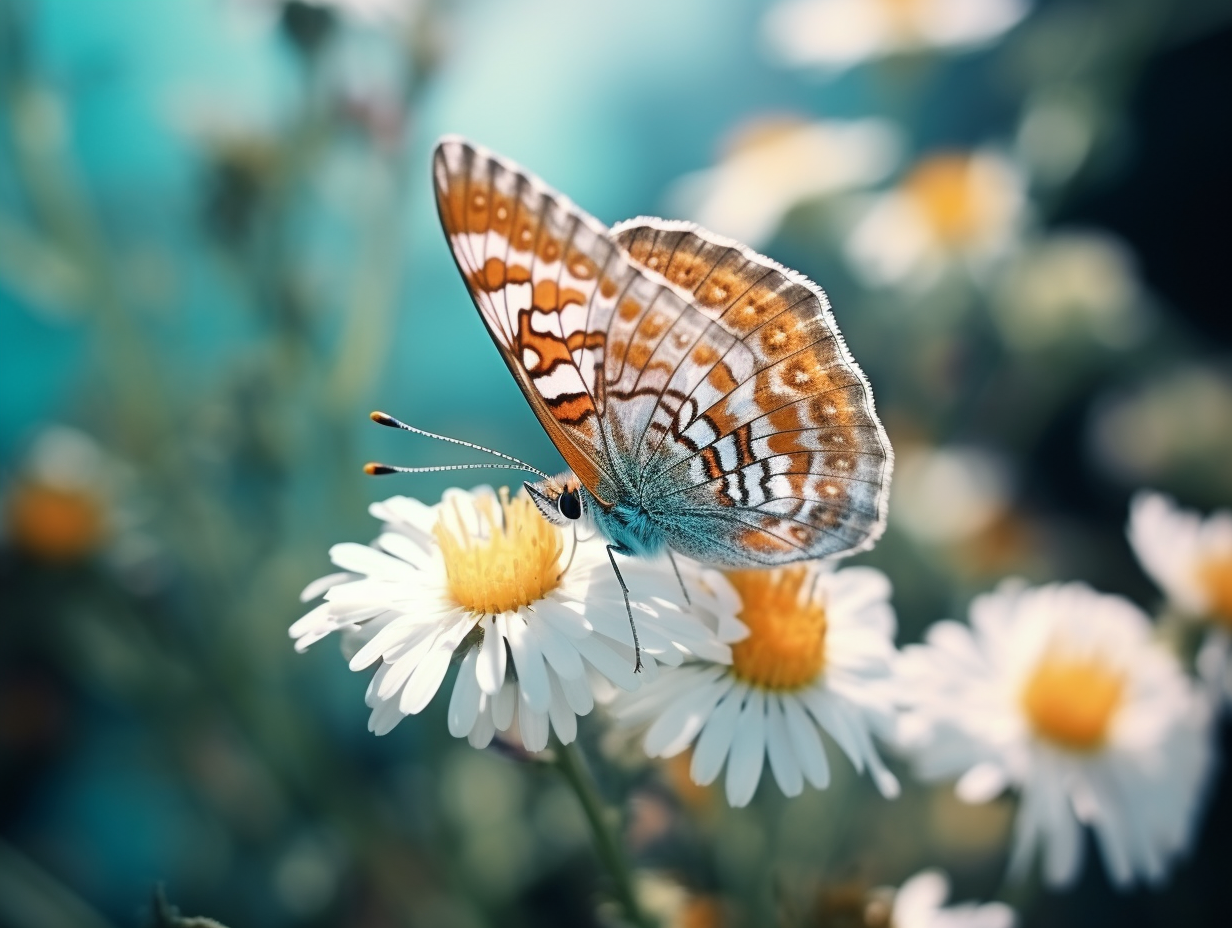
[434,137,629,497]
[610,219,893,565]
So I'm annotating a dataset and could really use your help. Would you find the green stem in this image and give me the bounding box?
[554,740,655,928]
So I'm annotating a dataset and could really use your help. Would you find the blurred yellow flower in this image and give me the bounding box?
[665,117,901,247]
[845,149,1025,290]
[763,0,1029,72]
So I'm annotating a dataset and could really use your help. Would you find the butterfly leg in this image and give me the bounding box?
[606,544,643,673]
[667,549,691,608]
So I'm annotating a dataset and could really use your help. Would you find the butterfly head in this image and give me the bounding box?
[524,472,586,527]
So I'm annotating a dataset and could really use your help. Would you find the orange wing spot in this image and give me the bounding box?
[702,403,742,439]
[637,312,669,340]
[513,216,536,251]
[724,286,789,334]
[707,362,739,394]
[825,453,855,472]
[537,236,562,263]
[600,276,619,299]
[644,246,673,271]
[516,313,573,372]
[810,395,853,426]
[627,341,653,369]
[618,298,642,321]
[565,329,605,352]
[534,280,559,311]
[467,187,491,233]
[696,265,747,307]
[759,318,812,360]
[789,525,813,544]
[768,405,804,433]
[665,252,708,289]
[481,257,506,291]
[625,235,653,264]
[780,354,828,393]
[438,184,467,235]
[507,264,532,284]
[491,193,514,235]
[733,423,756,469]
[566,249,598,280]
[740,527,794,555]
[609,339,627,365]
[767,432,809,455]
[547,392,597,424]
[692,343,721,366]
[559,286,587,309]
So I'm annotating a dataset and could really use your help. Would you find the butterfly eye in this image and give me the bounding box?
[558,489,582,521]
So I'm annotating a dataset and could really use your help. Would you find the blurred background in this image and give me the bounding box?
[1,0,1230,925]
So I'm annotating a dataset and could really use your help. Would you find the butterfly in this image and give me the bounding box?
[429,136,892,668]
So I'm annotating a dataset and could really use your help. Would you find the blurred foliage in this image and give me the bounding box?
[1,0,1230,926]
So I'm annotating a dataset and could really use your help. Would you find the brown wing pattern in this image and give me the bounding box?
[434,138,633,497]
[608,220,893,564]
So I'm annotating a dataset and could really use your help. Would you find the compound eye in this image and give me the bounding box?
[558,489,582,521]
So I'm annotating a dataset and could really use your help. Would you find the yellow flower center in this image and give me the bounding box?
[434,489,563,616]
[1021,655,1124,751]
[1197,554,1232,629]
[902,153,985,245]
[6,482,106,562]
[728,567,827,690]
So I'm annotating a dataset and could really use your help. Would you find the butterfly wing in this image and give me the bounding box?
[433,137,631,500]
[607,219,893,566]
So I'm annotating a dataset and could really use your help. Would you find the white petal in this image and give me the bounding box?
[448,648,482,737]
[955,762,1009,804]
[492,676,517,730]
[352,615,439,672]
[725,688,767,808]
[399,640,453,715]
[781,694,830,789]
[765,695,804,798]
[368,696,403,736]
[375,531,433,569]
[547,672,578,744]
[328,542,416,579]
[468,697,496,748]
[892,869,949,925]
[475,614,506,695]
[560,670,595,715]
[300,571,355,603]
[644,669,733,758]
[527,614,586,680]
[574,634,641,691]
[506,613,551,713]
[519,690,550,752]
[691,684,746,786]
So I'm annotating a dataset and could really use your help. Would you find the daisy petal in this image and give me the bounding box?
[691,684,746,787]
[782,693,830,789]
[725,689,767,807]
[475,614,506,695]
[506,613,551,713]
[448,648,482,737]
[766,695,804,797]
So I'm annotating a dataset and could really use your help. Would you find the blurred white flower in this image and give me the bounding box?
[763,0,1029,72]
[1129,492,1232,700]
[666,117,901,247]
[893,445,1012,545]
[613,564,901,807]
[291,488,725,751]
[992,231,1147,350]
[846,149,1026,291]
[884,869,1015,928]
[1090,367,1232,498]
[898,581,1212,888]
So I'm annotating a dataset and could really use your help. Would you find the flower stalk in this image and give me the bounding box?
[553,739,656,928]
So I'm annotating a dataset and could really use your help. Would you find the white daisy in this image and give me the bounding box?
[291,487,724,752]
[897,581,1212,888]
[876,869,1015,928]
[1129,491,1232,699]
[845,149,1026,292]
[612,564,901,808]
[763,0,1030,73]
[665,117,901,248]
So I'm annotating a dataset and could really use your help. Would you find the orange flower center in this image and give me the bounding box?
[1021,655,1124,751]
[6,482,106,562]
[1196,554,1232,629]
[434,489,563,616]
[728,567,827,690]
[902,153,984,245]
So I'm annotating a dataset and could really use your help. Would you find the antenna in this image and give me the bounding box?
[365,411,551,481]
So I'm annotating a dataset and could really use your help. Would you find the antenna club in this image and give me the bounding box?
[364,462,395,475]
[370,411,399,427]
